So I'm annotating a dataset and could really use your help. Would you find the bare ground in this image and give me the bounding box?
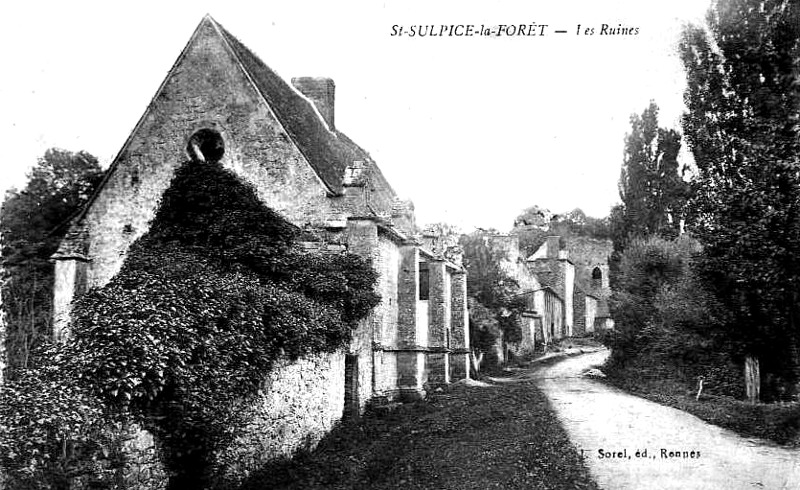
[532,349,800,490]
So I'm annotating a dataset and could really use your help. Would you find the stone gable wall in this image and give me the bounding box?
[78,21,337,291]
[365,166,399,218]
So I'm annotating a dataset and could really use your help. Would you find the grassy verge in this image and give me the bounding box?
[603,364,800,447]
[239,380,599,489]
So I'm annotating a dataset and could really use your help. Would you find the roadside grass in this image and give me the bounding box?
[603,364,800,447]
[239,380,599,489]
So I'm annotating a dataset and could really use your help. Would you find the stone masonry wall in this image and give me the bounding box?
[0,308,4,385]
[585,296,598,334]
[426,260,449,385]
[370,232,404,395]
[449,271,469,380]
[374,234,400,346]
[214,352,345,485]
[366,165,400,219]
[397,246,419,347]
[562,259,575,337]
[345,219,380,412]
[573,288,587,336]
[52,260,79,341]
[568,236,612,299]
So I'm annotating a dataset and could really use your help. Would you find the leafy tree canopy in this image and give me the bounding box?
[459,231,527,360]
[613,102,691,253]
[679,0,800,386]
[1,148,103,376]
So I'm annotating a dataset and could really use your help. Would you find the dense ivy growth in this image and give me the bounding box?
[0,160,380,489]
[0,344,126,489]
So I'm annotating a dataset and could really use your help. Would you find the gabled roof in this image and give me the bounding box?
[69,15,377,229]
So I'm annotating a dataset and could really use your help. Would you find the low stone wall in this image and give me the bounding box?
[213,351,345,484]
[115,351,345,488]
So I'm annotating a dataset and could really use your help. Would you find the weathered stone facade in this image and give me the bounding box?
[475,233,605,353]
[214,353,346,482]
[50,15,469,478]
[565,235,613,328]
[528,235,612,337]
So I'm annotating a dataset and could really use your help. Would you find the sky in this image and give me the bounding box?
[1,0,710,232]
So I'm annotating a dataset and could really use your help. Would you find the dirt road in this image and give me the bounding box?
[534,350,800,489]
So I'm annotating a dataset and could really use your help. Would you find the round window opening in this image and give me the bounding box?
[187,129,225,163]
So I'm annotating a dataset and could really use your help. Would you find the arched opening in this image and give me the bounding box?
[187,129,225,163]
[591,267,603,289]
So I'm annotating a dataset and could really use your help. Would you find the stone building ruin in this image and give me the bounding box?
[475,233,610,357]
[50,15,469,470]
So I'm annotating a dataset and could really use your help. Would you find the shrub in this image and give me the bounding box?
[608,235,701,363]
[0,343,126,489]
[607,234,742,396]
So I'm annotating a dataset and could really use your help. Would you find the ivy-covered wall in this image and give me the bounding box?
[42,15,470,487]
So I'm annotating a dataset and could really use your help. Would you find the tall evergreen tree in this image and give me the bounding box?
[680,0,800,397]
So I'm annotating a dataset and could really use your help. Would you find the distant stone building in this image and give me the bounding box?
[563,235,614,330]
[50,15,469,472]
[528,235,613,335]
[473,233,610,357]
[473,234,564,357]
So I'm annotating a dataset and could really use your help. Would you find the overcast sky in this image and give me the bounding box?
[1,0,710,232]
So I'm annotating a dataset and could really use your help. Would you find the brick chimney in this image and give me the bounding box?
[291,77,335,130]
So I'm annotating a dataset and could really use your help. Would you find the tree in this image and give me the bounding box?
[608,236,702,365]
[607,235,740,397]
[420,222,463,264]
[614,102,690,250]
[459,231,526,370]
[680,0,800,399]
[467,298,501,374]
[0,149,103,377]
